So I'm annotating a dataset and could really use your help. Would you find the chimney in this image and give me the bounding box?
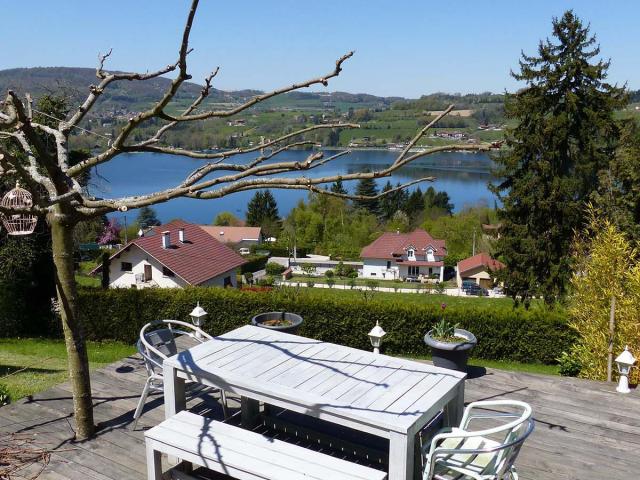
[178,228,185,243]
[162,231,170,249]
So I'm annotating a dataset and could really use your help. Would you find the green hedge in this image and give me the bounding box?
[78,287,574,364]
[240,255,269,274]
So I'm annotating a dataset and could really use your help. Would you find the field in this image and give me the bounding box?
[0,338,134,403]
[287,274,457,290]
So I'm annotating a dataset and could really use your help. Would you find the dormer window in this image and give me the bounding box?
[427,248,433,256]
[407,249,415,259]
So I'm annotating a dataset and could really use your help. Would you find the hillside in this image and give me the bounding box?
[0,67,399,115]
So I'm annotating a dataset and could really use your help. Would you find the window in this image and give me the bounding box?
[371,272,376,276]
[386,261,391,269]
[408,266,419,276]
[428,267,433,275]
[223,276,232,287]
[407,249,415,258]
[121,262,132,272]
[162,266,175,277]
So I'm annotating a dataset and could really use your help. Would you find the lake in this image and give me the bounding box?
[93,149,497,225]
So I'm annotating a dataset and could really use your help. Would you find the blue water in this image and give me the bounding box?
[91,149,497,224]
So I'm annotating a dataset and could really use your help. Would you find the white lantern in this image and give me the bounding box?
[368,321,386,355]
[190,302,208,339]
[615,346,636,394]
[1,183,37,235]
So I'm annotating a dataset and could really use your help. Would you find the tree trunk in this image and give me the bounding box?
[49,207,95,439]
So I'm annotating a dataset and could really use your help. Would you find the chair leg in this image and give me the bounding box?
[133,376,153,430]
[220,389,229,419]
[145,442,162,480]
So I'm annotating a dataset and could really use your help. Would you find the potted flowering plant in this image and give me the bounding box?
[423,303,477,372]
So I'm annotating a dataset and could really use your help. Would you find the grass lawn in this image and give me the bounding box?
[404,354,559,376]
[281,282,524,309]
[0,338,134,403]
[288,274,457,290]
[76,260,100,288]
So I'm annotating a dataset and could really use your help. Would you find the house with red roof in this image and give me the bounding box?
[199,225,263,248]
[360,228,447,282]
[456,252,505,289]
[93,220,246,289]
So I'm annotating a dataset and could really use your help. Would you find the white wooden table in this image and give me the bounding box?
[163,325,466,480]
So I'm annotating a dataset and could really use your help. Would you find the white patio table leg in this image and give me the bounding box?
[163,363,186,419]
[443,382,465,427]
[163,363,188,469]
[389,430,415,480]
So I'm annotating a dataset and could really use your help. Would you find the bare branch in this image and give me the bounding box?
[393,104,455,166]
[67,123,358,176]
[161,51,354,122]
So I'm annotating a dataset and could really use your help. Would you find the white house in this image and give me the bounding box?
[360,229,447,282]
[93,220,246,289]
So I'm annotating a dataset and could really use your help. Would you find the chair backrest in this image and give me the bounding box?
[424,400,534,479]
[137,319,212,377]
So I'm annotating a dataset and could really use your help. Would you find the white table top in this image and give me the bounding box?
[165,325,466,435]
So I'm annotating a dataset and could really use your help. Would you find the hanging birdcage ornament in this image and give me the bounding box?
[1,182,37,235]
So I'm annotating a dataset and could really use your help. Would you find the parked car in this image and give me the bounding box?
[465,284,489,296]
[238,247,251,255]
[461,280,476,291]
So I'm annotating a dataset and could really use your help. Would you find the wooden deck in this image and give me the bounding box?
[1,352,639,480]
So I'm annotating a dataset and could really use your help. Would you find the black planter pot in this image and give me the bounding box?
[251,312,303,334]
[423,328,477,372]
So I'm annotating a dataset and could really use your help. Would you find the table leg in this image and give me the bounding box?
[163,364,186,419]
[389,430,415,480]
[443,382,465,427]
[241,396,260,428]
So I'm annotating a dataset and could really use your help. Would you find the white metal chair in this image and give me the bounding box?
[132,319,228,430]
[422,400,534,480]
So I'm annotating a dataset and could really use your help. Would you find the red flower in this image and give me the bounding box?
[441,303,447,310]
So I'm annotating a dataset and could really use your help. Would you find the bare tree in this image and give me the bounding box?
[0,0,491,439]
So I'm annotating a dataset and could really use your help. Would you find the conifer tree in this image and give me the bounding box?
[246,190,280,236]
[353,173,380,216]
[330,178,348,195]
[136,206,161,228]
[491,10,627,304]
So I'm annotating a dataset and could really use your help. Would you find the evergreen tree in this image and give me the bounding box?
[404,187,424,217]
[246,190,280,236]
[136,206,161,229]
[379,181,396,220]
[491,11,627,304]
[353,173,380,216]
[593,121,640,241]
[330,178,348,195]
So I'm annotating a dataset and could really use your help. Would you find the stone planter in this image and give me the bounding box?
[423,328,477,372]
[251,312,303,334]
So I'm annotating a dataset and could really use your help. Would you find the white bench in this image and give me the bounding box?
[145,411,388,480]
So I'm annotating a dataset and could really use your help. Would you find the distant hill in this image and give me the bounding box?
[0,67,402,115]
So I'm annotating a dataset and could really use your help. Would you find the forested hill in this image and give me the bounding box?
[0,67,401,114]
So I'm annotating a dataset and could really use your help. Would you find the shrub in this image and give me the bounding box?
[434,282,445,294]
[265,262,286,276]
[0,383,9,406]
[257,275,275,287]
[327,278,336,288]
[365,279,378,291]
[557,351,581,377]
[325,269,334,279]
[240,255,269,274]
[335,261,345,277]
[307,280,315,288]
[77,287,574,364]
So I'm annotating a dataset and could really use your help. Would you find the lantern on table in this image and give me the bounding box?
[368,321,386,355]
[1,182,37,235]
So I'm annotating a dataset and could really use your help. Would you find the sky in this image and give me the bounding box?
[1,0,637,98]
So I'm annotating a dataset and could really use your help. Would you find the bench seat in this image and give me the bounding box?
[145,411,387,480]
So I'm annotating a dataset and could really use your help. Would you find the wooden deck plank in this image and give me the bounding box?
[2,337,639,480]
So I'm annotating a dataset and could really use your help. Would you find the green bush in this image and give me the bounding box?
[265,262,286,276]
[240,255,269,274]
[325,269,334,279]
[77,287,574,364]
[0,383,10,406]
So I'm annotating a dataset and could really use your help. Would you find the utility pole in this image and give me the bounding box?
[123,215,128,244]
[472,228,476,256]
